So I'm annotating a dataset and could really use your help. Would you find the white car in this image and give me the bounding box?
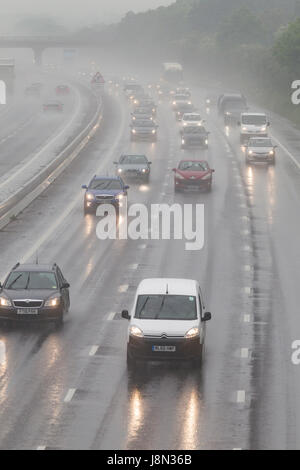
[122,278,212,367]
[181,112,204,129]
[238,112,270,143]
[245,137,276,165]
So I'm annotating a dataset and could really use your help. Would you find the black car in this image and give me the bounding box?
[0,263,70,327]
[130,119,158,142]
[82,176,129,215]
[114,154,152,182]
[181,126,209,149]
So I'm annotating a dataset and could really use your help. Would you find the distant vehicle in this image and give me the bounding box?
[181,125,209,149]
[25,84,41,97]
[136,99,157,116]
[176,87,191,98]
[238,112,270,143]
[175,102,195,121]
[82,176,129,215]
[56,85,70,95]
[132,93,151,106]
[173,160,214,192]
[114,154,152,182]
[162,63,183,84]
[43,100,63,113]
[172,95,192,110]
[218,93,248,125]
[245,137,276,165]
[181,113,204,128]
[130,119,158,142]
[131,107,154,122]
[0,262,70,327]
[122,278,212,367]
[124,82,144,99]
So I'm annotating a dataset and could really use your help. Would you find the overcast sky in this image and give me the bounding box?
[1,0,175,29]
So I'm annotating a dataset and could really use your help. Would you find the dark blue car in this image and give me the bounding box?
[82,176,129,215]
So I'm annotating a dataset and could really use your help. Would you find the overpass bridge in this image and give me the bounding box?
[0,35,93,65]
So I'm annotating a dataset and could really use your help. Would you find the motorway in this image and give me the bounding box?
[0,79,300,450]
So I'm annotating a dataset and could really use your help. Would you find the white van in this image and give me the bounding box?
[122,278,212,367]
[238,112,270,143]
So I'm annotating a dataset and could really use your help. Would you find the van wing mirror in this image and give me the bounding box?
[122,310,130,320]
[203,312,212,322]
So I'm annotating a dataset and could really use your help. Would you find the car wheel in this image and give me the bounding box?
[84,205,91,215]
[127,349,136,368]
[193,345,203,368]
[55,313,64,329]
[207,182,212,192]
[270,157,276,166]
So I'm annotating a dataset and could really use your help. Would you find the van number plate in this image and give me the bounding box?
[152,346,176,352]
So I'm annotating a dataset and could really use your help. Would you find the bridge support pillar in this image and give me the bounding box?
[33,47,44,66]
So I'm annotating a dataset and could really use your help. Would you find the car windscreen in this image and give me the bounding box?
[89,179,122,190]
[242,115,267,125]
[183,127,206,134]
[120,155,147,164]
[135,295,197,320]
[134,120,155,127]
[135,108,151,114]
[5,271,58,290]
[249,139,272,147]
[183,115,201,121]
[179,161,209,171]
[224,100,246,110]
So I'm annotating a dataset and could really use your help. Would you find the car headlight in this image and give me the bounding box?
[261,127,267,132]
[116,194,124,200]
[242,127,247,131]
[173,101,176,105]
[205,139,208,145]
[129,326,144,338]
[226,112,231,116]
[185,327,200,339]
[118,168,123,173]
[202,173,211,180]
[206,99,211,104]
[176,172,185,179]
[269,150,274,155]
[152,129,156,134]
[181,139,185,145]
[45,296,61,307]
[132,129,136,134]
[183,122,187,126]
[0,296,12,307]
[248,150,253,155]
[86,193,94,201]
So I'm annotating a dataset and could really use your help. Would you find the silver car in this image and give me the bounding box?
[245,137,276,165]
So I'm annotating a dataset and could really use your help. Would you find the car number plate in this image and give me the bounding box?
[17,308,38,315]
[152,345,176,352]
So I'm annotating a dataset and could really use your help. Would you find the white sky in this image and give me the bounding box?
[1,0,175,28]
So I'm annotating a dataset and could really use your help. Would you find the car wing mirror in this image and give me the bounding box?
[211,169,215,173]
[122,310,131,320]
[82,185,88,189]
[62,282,70,289]
[203,312,212,322]
[124,185,130,190]
[148,161,152,164]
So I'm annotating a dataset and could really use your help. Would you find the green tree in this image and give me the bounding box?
[273,18,300,75]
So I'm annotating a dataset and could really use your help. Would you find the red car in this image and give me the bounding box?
[56,85,70,95]
[173,160,214,192]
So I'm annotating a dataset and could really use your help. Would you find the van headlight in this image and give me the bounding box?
[269,150,274,155]
[185,327,200,339]
[0,296,12,307]
[45,296,61,307]
[129,326,144,338]
[242,127,247,131]
[261,127,267,132]
[132,129,136,134]
[152,129,156,134]
[205,139,208,145]
[181,139,185,145]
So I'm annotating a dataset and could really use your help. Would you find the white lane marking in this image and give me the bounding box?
[244,265,252,272]
[0,88,81,189]
[89,345,99,356]
[244,314,251,323]
[107,311,116,321]
[129,264,138,270]
[241,348,249,359]
[138,244,147,249]
[0,95,126,281]
[0,341,6,365]
[118,284,129,293]
[233,448,242,451]
[243,245,252,252]
[244,287,252,295]
[271,134,300,171]
[237,390,246,403]
[64,388,76,403]
[37,446,46,451]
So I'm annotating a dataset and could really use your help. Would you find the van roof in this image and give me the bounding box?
[137,278,198,296]
[241,112,266,116]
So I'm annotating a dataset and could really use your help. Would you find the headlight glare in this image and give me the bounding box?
[129,326,144,338]
[185,327,200,339]
[45,296,60,307]
[0,296,12,307]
